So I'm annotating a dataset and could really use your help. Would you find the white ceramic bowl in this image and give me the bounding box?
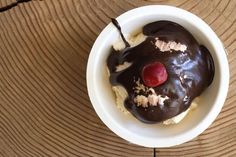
[86,5,229,147]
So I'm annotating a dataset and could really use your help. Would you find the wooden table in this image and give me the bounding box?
[0,0,235,156]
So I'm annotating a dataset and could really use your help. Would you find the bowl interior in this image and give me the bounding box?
[88,6,228,147]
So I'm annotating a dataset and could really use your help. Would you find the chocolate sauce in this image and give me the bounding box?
[107,19,215,123]
[0,0,32,12]
[111,18,130,48]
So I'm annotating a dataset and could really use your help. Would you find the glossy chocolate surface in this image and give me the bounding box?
[107,20,214,123]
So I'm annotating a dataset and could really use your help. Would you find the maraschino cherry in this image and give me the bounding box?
[141,62,168,87]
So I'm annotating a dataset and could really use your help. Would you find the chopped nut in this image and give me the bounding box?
[155,37,187,52]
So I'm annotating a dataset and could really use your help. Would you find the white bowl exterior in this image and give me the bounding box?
[87,5,229,147]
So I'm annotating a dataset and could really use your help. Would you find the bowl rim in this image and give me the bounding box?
[86,5,229,147]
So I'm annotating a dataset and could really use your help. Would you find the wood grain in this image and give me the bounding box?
[0,0,235,157]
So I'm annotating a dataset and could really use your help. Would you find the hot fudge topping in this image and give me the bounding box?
[107,19,214,123]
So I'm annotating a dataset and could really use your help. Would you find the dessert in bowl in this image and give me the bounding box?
[87,5,229,147]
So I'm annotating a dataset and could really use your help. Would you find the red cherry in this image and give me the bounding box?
[141,62,168,87]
